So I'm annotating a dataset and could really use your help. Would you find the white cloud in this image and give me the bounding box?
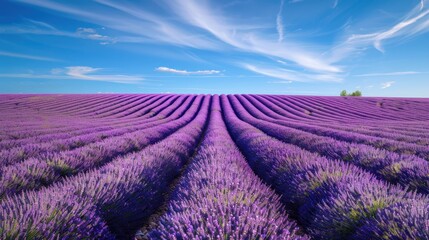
[374,9,429,52]
[0,50,58,62]
[276,0,285,42]
[76,28,96,33]
[76,27,115,44]
[381,81,395,89]
[66,66,102,77]
[14,0,342,78]
[155,66,220,75]
[65,66,143,83]
[15,0,218,49]
[25,19,56,30]
[269,80,293,84]
[355,71,420,77]
[167,0,341,73]
[243,64,342,82]
[0,66,144,84]
[14,0,429,83]
[330,1,429,61]
[0,19,115,45]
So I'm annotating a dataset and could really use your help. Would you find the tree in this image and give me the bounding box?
[340,90,362,97]
[351,90,362,96]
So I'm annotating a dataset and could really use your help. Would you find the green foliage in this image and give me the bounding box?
[350,90,362,96]
[340,90,362,97]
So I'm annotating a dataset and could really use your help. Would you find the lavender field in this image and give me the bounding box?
[0,94,428,239]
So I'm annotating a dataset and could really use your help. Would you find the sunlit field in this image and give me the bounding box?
[0,94,428,239]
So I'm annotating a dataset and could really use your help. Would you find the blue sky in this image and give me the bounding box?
[0,0,428,96]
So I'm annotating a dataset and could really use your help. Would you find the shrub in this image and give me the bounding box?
[340,90,362,97]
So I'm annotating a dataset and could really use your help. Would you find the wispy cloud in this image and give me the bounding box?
[243,64,342,82]
[169,0,341,73]
[15,0,218,49]
[0,66,144,84]
[25,19,56,30]
[65,66,143,83]
[66,66,102,78]
[330,1,429,61]
[374,9,429,52]
[0,19,115,44]
[276,0,285,42]
[269,80,293,84]
[0,50,58,61]
[381,81,395,89]
[76,28,115,44]
[12,0,429,85]
[155,66,220,75]
[355,71,420,77]
[14,0,342,79]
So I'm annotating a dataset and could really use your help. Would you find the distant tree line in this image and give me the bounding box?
[340,90,362,97]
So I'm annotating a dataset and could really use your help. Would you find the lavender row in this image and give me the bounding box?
[54,94,166,118]
[282,95,400,121]
[270,98,429,157]
[0,95,142,124]
[290,96,407,121]
[66,94,156,118]
[272,95,429,122]
[30,94,126,114]
[0,118,96,140]
[61,94,156,117]
[340,123,429,138]
[309,93,421,125]
[0,94,178,147]
[0,95,210,239]
[90,94,174,119]
[67,95,146,116]
[264,94,429,131]
[221,95,429,240]
[267,95,429,139]
[268,96,429,142]
[0,94,158,131]
[281,95,387,121]
[88,94,165,118]
[0,96,189,170]
[0,95,170,140]
[312,121,429,146]
[0,122,132,150]
[280,95,429,122]
[268,95,386,122]
[312,120,429,139]
[0,95,183,151]
[232,95,429,193]
[249,95,429,160]
[0,118,108,142]
[146,95,307,239]
[0,96,200,199]
[0,94,115,119]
